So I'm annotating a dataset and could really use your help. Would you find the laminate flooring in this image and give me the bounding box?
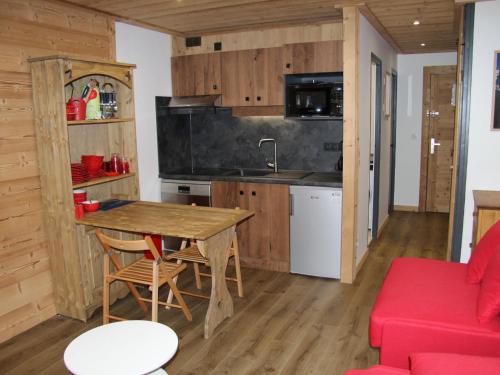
[0,212,448,375]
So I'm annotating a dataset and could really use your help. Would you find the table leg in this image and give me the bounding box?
[197,226,235,339]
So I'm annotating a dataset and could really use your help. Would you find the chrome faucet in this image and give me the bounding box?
[258,138,278,173]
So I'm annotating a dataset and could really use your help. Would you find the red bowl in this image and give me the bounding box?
[82,200,100,212]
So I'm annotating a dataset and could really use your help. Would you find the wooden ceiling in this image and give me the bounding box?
[62,0,458,54]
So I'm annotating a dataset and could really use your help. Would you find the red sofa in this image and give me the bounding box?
[369,257,500,369]
[344,353,500,375]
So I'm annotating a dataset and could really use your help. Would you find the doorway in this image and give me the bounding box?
[419,65,457,213]
[389,70,398,214]
[368,54,382,242]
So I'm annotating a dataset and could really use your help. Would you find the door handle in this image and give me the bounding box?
[289,194,294,216]
[426,110,440,118]
[430,138,441,154]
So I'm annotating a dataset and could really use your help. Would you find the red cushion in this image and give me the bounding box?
[467,220,500,284]
[344,366,408,375]
[370,258,500,348]
[411,353,500,375]
[477,247,500,323]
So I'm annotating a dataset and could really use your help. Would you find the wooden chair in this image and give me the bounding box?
[165,204,244,299]
[95,230,192,324]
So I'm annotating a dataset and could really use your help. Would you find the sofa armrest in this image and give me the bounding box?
[379,319,500,369]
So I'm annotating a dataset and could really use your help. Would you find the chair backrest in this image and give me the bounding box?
[95,230,162,260]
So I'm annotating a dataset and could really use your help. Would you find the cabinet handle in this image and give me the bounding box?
[213,84,218,90]
[286,63,291,69]
[245,96,250,102]
[256,96,261,101]
[290,194,294,216]
[252,191,256,196]
[240,190,244,195]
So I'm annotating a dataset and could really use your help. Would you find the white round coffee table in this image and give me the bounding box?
[64,320,178,375]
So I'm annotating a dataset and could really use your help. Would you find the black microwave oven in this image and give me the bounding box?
[285,73,343,120]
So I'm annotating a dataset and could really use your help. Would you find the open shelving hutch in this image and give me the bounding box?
[29,56,141,320]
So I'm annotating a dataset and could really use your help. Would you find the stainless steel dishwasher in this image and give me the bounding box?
[161,179,212,250]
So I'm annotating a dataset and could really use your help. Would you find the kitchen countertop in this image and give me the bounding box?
[159,168,342,188]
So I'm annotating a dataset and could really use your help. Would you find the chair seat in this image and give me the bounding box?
[166,245,208,264]
[111,258,186,286]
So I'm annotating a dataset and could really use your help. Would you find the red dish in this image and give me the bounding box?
[104,171,120,177]
[82,200,100,212]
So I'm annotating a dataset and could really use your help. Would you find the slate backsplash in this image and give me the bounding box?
[157,104,343,173]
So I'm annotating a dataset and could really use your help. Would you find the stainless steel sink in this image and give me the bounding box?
[229,169,271,177]
[228,169,311,179]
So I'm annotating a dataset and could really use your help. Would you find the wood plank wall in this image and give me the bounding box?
[0,0,116,343]
[172,22,343,56]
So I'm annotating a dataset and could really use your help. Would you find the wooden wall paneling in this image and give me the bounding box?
[0,0,117,343]
[341,7,359,284]
[172,22,343,56]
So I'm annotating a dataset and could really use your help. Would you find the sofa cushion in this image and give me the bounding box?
[410,352,500,375]
[477,247,500,323]
[370,257,500,348]
[344,365,408,375]
[467,220,500,284]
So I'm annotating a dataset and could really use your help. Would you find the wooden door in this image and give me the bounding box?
[254,47,284,106]
[283,41,343,74]
[221,50,254,106]
[172,53,221,96]
[267,184,289,270]
[420,66,456,213]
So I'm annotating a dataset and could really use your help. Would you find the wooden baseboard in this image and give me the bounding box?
[377,214,390,237]
[355,247,370,274]
[394,205,419,212]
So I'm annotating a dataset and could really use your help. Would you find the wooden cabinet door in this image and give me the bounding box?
[254,47,284,106]
[172,53,221,96]
[221,50,254,106]
[237,182,270,264]
[268,184,290,270]
[284,41,343,74]
[211,181,239,208]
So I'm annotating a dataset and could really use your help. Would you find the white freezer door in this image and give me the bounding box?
[290,186,342,278]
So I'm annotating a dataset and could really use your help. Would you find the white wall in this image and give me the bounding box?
[395,53,457,208]
[461,0,500,261]
[115,22,172,202]
[357,14,397,264]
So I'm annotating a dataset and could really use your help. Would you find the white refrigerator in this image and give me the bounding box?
[290,185,342,279]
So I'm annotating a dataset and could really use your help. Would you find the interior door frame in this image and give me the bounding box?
[389,69,398,214]
[370,53,382,239]
[418,65,457,212]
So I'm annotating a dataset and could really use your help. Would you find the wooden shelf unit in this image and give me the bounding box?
[29,56,141,321]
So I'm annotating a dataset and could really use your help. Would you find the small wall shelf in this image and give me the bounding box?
[67,118,134,126]
[73,173,136,189]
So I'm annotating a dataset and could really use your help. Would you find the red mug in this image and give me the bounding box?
[74,204,84,219]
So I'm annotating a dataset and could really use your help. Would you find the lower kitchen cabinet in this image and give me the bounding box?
[211,181,289,272]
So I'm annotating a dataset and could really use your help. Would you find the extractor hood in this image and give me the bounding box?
[166,95,220,108]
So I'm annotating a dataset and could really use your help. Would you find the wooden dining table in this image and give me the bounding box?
[77,201,254,338]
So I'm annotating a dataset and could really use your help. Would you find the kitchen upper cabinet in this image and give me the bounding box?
[171,53,221,96]
[212,181,289,272]
[284,40,343,74]
[221,47,284,107]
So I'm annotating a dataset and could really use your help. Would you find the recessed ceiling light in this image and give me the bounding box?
[413,20,420,25]
[420,43,426,47]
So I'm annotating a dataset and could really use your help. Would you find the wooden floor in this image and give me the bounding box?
[0,212,448,375]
